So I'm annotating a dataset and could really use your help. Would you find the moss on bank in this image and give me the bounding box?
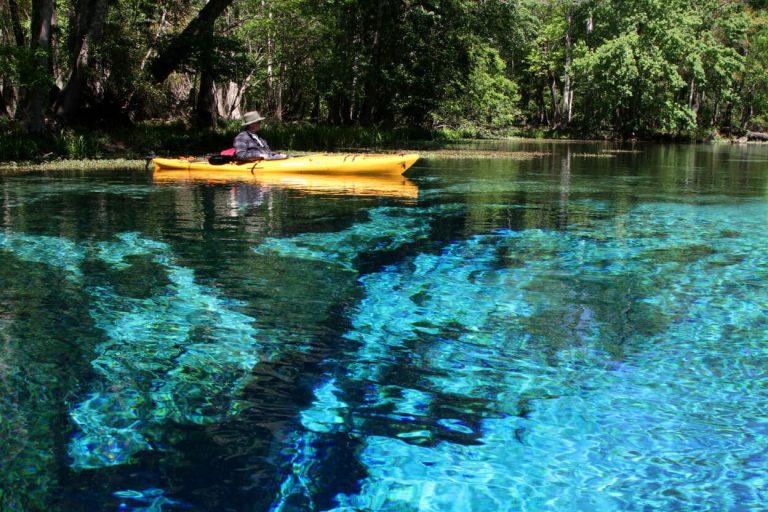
[0,158,149,173]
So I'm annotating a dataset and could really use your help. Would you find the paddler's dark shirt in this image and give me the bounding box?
[233,131,274,160]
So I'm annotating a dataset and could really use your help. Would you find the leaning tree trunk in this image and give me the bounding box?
[22,0,55,133]
[54,0,110,124]
[747,130,768,141]
[149,0,236,84]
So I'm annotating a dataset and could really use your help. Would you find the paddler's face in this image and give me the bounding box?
[248,121,261,132]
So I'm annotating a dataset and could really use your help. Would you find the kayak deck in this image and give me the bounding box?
[153,153,419,176]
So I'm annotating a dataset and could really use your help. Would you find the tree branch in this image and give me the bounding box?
[149,0,236,84]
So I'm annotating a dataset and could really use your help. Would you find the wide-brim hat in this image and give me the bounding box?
[242,111,266,126]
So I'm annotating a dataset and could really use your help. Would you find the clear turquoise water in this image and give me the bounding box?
[1,143,767,511]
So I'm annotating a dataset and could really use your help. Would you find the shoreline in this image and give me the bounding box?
[1,139,766,173]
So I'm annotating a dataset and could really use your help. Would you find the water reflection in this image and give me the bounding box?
[153,170,419,200]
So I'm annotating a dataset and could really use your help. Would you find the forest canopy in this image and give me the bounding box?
[1,0,767,139]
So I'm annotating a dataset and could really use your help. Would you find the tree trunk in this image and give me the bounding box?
[194,21,217,130]
[688,77,702,126]
[548,70,561,129]
[262,3,283,120]
[537,84,548,126]
[8,0,26,46]
[0,86,11,117]
[687,77,695,111]
[349,34,361,124]
[721,96,735,131]
[216,80,246,120]
[561,11,573,126]
[196,70,217,130]
[1,0,26,116]
[360,0,385,125]
[740,105,752,131]
[149,0,236,84]
[22,0,55,133]
[54,0,110,124]
[740,83,755,130]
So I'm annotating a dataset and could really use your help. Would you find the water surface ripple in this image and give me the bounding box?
[0,143,766,511]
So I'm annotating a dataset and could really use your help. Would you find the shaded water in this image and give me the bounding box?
[1,142,767,511]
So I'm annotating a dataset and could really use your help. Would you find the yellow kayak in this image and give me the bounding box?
[153,153,419,176]
[153,169,419,199]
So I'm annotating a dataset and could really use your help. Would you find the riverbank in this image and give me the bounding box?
[0,122,501,163]
[0,149,556,173]
[1,122,764,172]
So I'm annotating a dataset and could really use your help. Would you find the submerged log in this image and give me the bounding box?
[747,131,768,141]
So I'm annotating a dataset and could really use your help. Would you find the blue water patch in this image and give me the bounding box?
[0,179,155,206]
[0,231,86,277]
[275,199,768,511]
[76,233,268,469]
[2,155,768,510]
[254,204,462,269]
[0,230,267,470]
[114,487,191,511]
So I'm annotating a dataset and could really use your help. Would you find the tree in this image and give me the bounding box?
[523,0,590,129]
[21,0,55,132]
[436,40,521,129]
[738,12,768,129]
[149,0,236,84]
[54,0,111,123]
[146,0,237,129]
[1,0,767,137]
[0,0,27,117]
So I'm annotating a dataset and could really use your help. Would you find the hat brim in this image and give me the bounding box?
[242,117,265,126]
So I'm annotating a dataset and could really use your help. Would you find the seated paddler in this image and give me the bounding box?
[233,111,288,161]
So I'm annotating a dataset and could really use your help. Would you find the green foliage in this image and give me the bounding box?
[571,0,751,136]
[1,0,767,141]
[739,13,768,130]
[0,45,21,85]
[54,130,107,159]
[262,123,440,150]
[435,41,521,129]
